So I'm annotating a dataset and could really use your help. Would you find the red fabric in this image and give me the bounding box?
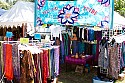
[4,44,13,80]
[42,50,49,83]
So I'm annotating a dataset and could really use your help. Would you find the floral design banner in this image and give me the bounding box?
[35,0,114,29]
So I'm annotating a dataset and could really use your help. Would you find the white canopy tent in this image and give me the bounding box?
[0,1,35,36]
[113,11,125,29]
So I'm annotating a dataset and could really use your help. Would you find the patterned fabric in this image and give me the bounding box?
[12,43,20,81]
[33,53,42,83]
[102,29,123,39]
[4,44,13,80]
[98,41,109,69]
[117,44,122,73]
[20,50,36,83]
[108,43,119,79]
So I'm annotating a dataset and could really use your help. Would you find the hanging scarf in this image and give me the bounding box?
[4,44,13,80]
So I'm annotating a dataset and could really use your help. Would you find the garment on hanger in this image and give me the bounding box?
[12,43,20,82]
[4,44,13,80]
[72,40,78,55]
[84,28,88,41]
[0,26,3,36]
[88,28,94,41]
[49,25,62,41]
[20,50,36,83]
[3,26,7,36]
[98,38,109,69]
[108,43,119,79]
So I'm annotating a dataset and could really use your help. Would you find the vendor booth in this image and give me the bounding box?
[0,1,34,40]
[2,0,125,83]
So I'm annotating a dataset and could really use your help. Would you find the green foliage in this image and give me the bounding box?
[0,1,11,10]
[114,0,125,17]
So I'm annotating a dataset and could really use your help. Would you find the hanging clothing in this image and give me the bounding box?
[54,46,60,76]
[78,41,85,54]
[42,49,49,83]
[72,40,78,55]
[98,40,109,69]
[0,42,2,79]
[4,44,13,80]
[49,48,55,79]
[108,43,119,79]
[95,31,102,65]
[122,42,125,67]
[12,43,20,82]
[49,25,62,41]
[88,29,94,41]
[20,50,36,83]
[33,53,42,83]
[60,41,65,64]
[0,26,3,36]
[84,28,88,41]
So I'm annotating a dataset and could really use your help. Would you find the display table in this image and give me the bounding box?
[65,55,93,71]
[65,55,93,65]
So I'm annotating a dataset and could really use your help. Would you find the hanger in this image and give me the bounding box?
[101,37,107,45]
[110,38,115,46]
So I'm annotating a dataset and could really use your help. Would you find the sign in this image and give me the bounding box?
[35,0,114,29]
[20,38,29,44]
[34,33,41,39]
[6,32,13,38]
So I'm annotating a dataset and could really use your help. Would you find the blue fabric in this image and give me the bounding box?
[50,48,55,79]
[78,42,85,54]
[72,40,78,55]
[92,44,97,55]
[122,43,125,67]
[88,29,94,41]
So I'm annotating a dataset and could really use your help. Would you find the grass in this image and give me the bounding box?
[58,64,97,83]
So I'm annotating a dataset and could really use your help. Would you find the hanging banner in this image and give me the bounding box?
[35,0,114,29]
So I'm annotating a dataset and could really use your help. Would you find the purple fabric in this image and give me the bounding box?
[12,44,20,81]
[95,31,102,65]
[54,46,60,76]
[68,35,71,55]
[60,41,64,63]
[3,43,6,70]
[65,55,93,65]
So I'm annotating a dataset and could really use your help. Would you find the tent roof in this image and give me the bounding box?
[113,11,125,28]
[0,8,7,16]
[0,1,34,26]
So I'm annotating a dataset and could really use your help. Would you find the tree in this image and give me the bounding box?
[0,1,11,10]
[114,0,125,17]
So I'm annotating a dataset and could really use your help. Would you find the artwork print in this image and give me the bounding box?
[35,0,114,29]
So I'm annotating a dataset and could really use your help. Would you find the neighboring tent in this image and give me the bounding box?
[0,8,7,16]
[113,11,125,29]
[0,1,34,27]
